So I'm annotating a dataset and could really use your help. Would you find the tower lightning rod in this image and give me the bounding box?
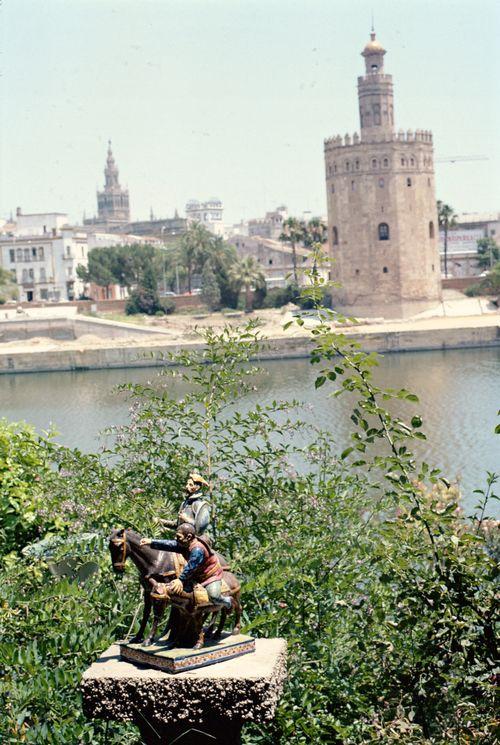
[435,155,489,163]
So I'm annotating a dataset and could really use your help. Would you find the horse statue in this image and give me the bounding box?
[108,528,242,649]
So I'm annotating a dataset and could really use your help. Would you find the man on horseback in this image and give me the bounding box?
[140,524,232,611]
[161,473,212,540]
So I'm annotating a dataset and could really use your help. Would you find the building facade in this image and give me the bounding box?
[185,199,224,236]
[0,211,88,302]
[248,206,288,240]
[84,141,130,228]
[324,31,442,317]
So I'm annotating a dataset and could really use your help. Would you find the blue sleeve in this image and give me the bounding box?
[179,546,205,582]
[150,539,182,552]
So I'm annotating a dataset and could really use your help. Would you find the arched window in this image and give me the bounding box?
[429,221,435,238]
[410,157,415,166]
[331,183,335,193]
[373,104,381,125]
[401,158,406,166]
[332,226,339,245]
[40,267,46,282]
[371,158,377,169]
[407,177,412,187]
[383,266,388,273]
[379,177,385,188]
[22,268,28,282]
[333,163,337,173]
[378,223,389,241]
[345,161,350,171]
[351,180,356,191]
[355,160,360,170]
[383,158,389,168]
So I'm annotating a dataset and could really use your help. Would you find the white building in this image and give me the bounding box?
[0,210,89,302]
[185,198,225,236]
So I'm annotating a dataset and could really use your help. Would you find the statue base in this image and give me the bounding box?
[82,638,287,744]
[120,632,255,673]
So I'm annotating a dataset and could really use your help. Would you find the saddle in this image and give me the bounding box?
[150,578,232,606]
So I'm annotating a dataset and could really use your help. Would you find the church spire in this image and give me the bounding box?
[97,140,130,224]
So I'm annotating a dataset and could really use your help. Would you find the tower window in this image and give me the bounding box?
[371,158,378,169]
[346,161,350,171]
[429,221,435,238]
[351,180,356,191]
[378,223,390,240]
[371,64,378,72]
[379,178,384,188]
[410,157,415,166]
[428,177,431,186]
[407,178,412,187]
[383,266,388,273]
[383,158,389,168]
[355,160,360,170]
[269,259,273,265]
[331,183,335,193]
[401,158,406,166]
[332,226,339,245]
[334,164,337,173]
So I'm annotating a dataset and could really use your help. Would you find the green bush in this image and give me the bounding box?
[125,287,161,315]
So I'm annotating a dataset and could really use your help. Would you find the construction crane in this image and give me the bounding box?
[435,155,489,163]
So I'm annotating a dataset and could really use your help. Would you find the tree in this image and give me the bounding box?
[0,267,17,303]
[178,222,213,293]
[201,260,221,311]
[279,217,305,284]
[206,237,239,308]
[229,256,266,312]
[437,201,457,278]
[477,237,499,270]
[479,261,500,295]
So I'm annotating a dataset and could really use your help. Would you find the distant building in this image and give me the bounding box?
[185,199,225,236]
[439,213,500,277]
[248,206,288,240]
[0,209,88,302]
[84,141,130,229]
[324,30,442,317]
[229,235,327,289]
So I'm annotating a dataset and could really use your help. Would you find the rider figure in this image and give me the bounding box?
[141,524,231,611]
[161,473,211,540]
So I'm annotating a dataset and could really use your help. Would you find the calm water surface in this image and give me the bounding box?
[0,348,498,513]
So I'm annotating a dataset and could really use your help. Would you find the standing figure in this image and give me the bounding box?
[162,472,211,539]
[141,524,231,611]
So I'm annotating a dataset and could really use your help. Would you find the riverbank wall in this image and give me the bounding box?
[1,319,499,374]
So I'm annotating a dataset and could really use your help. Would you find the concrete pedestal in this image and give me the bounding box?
[81,638,287,744]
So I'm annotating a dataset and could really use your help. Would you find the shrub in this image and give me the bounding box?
[125,287,161,315]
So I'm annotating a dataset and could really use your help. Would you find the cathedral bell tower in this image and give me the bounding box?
[96,141,130,225]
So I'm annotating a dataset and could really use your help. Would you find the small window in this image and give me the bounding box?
[346,161,350,171]
[383,158,389,168]
[378,223,389,240]
[351,180,356,191]
[22,268,28,282]
[355,269,360,275]
[24,248,30,261]
[410,157,415,166]
[40,267,46,282]
[383,266,388,273]
[379,178,384,188]
[332,226,339,245]
[40,289,49,300]
[432,264,435,272]
[428,178,431,186]
[401,158,405,166]
[333,164,337,173]
[39,246,44,260]
[371,64,378,72]
[372,158,377,169]
[32,247,37,258]
[268,259,273,265]
[429,221,435,238]
[9,249,15,262]
[407,178,412,187]
[355,160,360,170]
[331,183,335,193]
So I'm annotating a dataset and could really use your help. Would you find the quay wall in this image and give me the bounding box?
[0,323,499,374]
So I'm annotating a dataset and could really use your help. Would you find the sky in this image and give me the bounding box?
[1,0,499,226]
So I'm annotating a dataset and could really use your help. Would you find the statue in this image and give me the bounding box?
[109,527,241,650]
[161,472,212,539]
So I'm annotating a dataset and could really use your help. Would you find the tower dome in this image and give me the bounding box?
[362,31,386,56]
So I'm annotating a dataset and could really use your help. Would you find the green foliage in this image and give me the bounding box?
[159,296,175,314]
[201,260,221,310]
[125,287,161,315]
[0,270,497,743]
[0,421,54,562]
[464,263,500,297]
[261,284,299,308]
[0,266,18,303]
[229,256,266,311]
[477,237,500,270]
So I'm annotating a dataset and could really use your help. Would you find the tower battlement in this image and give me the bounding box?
[324,129,433,151]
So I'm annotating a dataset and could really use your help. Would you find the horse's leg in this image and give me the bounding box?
[232,591,242,635]
[130,590,152,643]
[205,610,218,638]
[213,607,227,640]
[193,614,205,650]
[145,599,166,645]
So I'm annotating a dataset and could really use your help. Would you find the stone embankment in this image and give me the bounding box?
[0,308,498,374]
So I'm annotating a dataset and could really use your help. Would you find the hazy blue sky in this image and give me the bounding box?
[1,0,499,225]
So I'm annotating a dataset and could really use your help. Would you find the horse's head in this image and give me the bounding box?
[108,528,129,573]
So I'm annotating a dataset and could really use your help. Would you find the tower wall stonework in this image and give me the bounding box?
[324,34,442,318]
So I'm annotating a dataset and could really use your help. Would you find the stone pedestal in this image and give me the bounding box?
[81,638,287,744]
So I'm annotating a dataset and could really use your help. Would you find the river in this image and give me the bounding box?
[0,347,498,514]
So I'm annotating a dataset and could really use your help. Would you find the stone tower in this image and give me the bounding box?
[96,141,130,225]
[324,30,442,318]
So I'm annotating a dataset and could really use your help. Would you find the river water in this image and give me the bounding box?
[0,347,498,514]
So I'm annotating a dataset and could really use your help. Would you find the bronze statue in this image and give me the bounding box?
[109,527,241,649]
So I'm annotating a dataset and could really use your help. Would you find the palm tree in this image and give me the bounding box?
[229,256,266,312]
[437,201,457,278]
[178,222,213,293]
[279,217,305,285]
